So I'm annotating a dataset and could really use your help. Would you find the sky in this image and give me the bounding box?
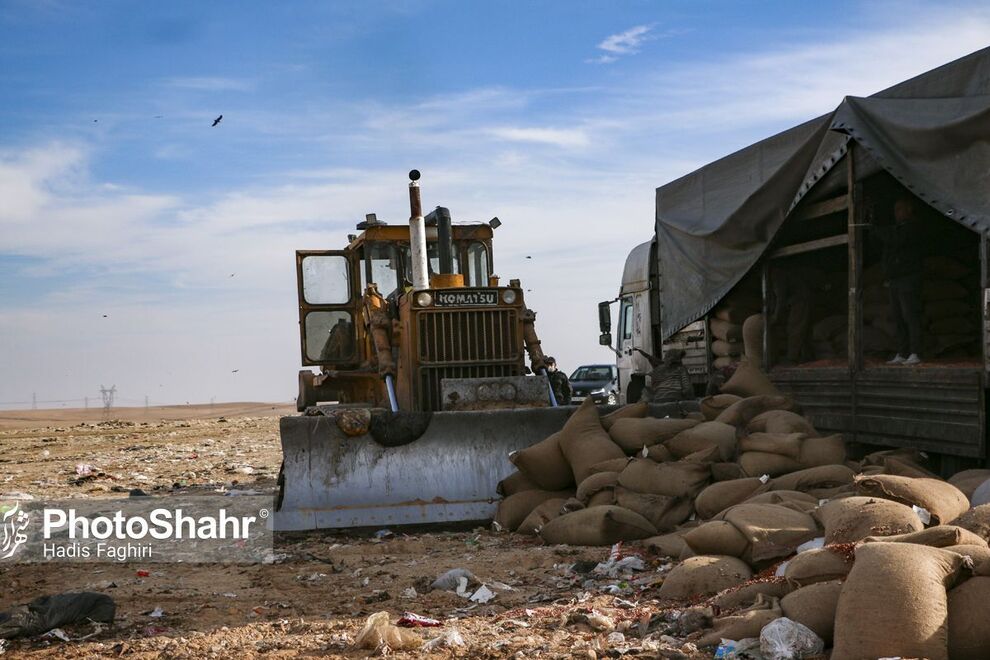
[1,0,989,408]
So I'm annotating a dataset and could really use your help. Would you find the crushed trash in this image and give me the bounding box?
[397,612,441,627]
[431,568,478,592]
[422,628,466,651]
[469,585,496,603]
[353,611,422,651]
[760,617,824,659]
[147,607,165,618]
[0,592,115,640]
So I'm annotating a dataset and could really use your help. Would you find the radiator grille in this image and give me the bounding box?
[417,309,521,363]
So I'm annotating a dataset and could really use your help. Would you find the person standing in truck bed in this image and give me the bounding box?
[636,348,693,403]
[769,264,829,366]
[873,196,926,365]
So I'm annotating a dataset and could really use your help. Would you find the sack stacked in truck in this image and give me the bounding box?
[811,314,845,359]
[711,289,762,368]
[920,256,979,358]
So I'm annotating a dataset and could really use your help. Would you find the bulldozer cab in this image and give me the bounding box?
[296,224,494,369]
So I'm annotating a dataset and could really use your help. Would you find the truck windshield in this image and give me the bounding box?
[364,243,401,297]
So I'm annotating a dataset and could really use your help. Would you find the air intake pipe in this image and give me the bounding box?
[407,170,430,292]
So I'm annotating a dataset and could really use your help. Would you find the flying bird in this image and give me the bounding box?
[526,256,532,259]
[102,314,108,318]
[212,114,223,127]
[231,369,239,373]
[229,273,235,277]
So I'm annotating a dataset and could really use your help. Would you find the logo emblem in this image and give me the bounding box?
[0,502,30,559]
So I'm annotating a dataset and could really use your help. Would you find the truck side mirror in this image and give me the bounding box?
[598,301,612,334]
[599,332,613,346]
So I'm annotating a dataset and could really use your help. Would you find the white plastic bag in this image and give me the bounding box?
[759,617,824,660]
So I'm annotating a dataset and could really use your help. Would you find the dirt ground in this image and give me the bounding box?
[0,406,708,659]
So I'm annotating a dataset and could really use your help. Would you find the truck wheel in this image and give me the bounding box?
[606,392,618,406]
[297,371,317,412]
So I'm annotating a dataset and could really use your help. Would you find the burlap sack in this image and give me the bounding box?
[771,464,855,492]
[854,474,970,525]
[861,525,988,548]
[711,462,747,482]
[926,298,970,318]
[617,450,715,498]
[947,543,990,567]
[712,339,744,357]
[658,555,753,601]
[496,470,539,496]
[948,575,990,660]
[738,451,801,478]
[796,434,846,468]
[745,410,818,436]
[832,543,965,660]
[588,457,632,474]
[700,394,742,421]
[695,478,770,519]
[738,432,804,459]
[922,278,968,301]
[494,489,575,532]
[683,521,750,558]
[949,469,990,499]
[516,498,568,535]
[509,432,573,491]
[709,317,744,342]
[742,313,765,364]
[716,503,819,563]
[697,595,782,647]
[781,580,842,646]
[614,486,692,533]
[575,472,619,504]
[949,504,990,543]
[710,578,793,611]
[600,401,648,431]
[686,411,706,421]
[538,505,657,546]
[642,443,673,462]
[666,422,737,462]
[815,496,923,544]
[861,447,928,468]
[557,398,626,484]
[720,362,781,398]
[607,417,699,454]
[744,490,818,514]
[713,303,759,324]
[925,255,970,279]
[715,395,798,428]
[785,546,854,587]
[643,530,690,558]
[931,316,977,335]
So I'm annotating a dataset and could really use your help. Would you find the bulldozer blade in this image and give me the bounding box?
[274,401,699,531]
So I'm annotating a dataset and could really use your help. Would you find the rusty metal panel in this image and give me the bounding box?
[417,309,521,364]
[855,369,984,457]
[771,368,855,437]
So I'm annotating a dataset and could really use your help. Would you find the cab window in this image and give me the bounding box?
[304,310,355,362]
[465,242,490,286]
[362,243,401,297]
[301,255,350,304]
[620,299,634,341]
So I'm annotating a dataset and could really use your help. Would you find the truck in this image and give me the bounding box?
[601,46,990,471]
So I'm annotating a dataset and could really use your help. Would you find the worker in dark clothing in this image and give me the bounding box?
[769,265,828,365]
[544,357,572,405]
[873,196,925,365]
[636,348,693,403]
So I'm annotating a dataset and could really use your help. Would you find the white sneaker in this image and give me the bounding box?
[903,354,922,365]
[886,354,906,365]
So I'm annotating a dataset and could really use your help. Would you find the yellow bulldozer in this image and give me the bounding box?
[276,171,566,530]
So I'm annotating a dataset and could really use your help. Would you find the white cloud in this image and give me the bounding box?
[487,126,590,148]
[163,76,255,92]
[598,24,654,55]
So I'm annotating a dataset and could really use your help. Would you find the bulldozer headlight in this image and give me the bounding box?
[501,289,517,304]
[415,292,433,307]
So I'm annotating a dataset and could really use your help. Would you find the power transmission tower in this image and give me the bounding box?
[99,385,116,420]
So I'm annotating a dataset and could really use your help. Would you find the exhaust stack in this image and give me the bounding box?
[407,170,430,292]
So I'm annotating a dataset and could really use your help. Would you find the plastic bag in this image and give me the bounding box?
[430,568,478,592]
[423,628,465,651]
[354,611,422,651]
[759,617,823,660]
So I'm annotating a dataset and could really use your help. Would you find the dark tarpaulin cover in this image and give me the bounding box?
[656,47,990,339]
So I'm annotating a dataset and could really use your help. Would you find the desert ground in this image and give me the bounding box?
[0,405,705,659]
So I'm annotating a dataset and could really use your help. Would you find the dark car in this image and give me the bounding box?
[569,364,619,405]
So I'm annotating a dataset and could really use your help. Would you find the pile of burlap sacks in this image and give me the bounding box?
[494,362,990,658]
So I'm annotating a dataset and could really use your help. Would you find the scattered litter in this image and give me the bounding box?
[912,505,932,525]
[431,568,478,592]
[566,611,614,633]
[353,611,422,651]
[759,474,770,484]
[0,592,115,640]
[422,628,465,651]
[593,555,645,578]
[136,570,150,578]
[397,612,441,627]
[147,607,165,618]
[760,617,824,659]
[606,631,625,645]
[42,628,70,642]
[469,585,496,603]
[75,464,93,476]
[221,593,237,598]
[373,529,393,539]
[401,587,418,599]
[774,561,789,577]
